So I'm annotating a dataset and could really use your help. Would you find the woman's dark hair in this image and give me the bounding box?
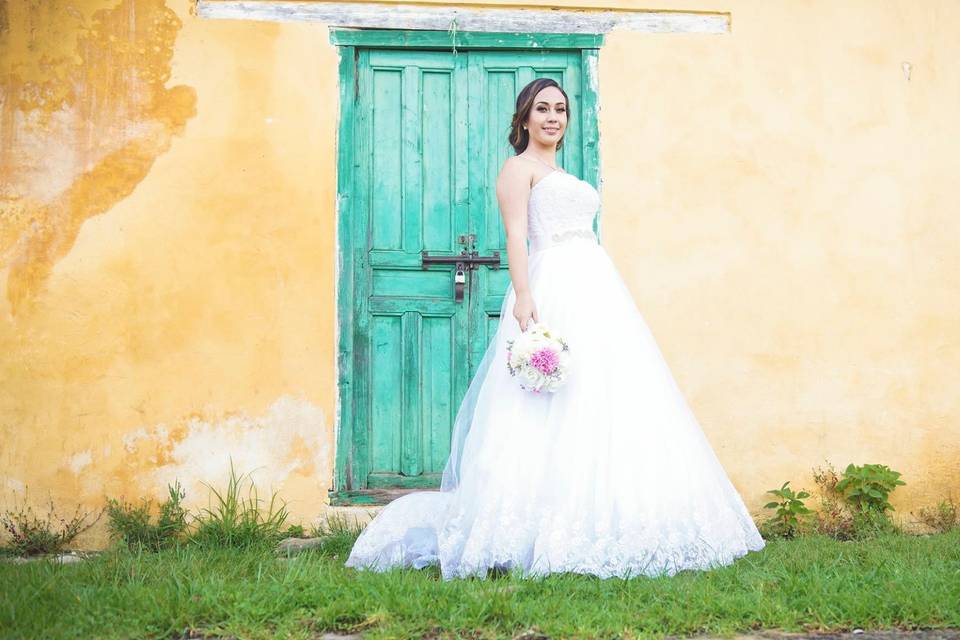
[508,78,571,154]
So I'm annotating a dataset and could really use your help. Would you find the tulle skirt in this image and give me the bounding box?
[344,236,765,581]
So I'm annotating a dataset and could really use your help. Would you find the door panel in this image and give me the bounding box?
[356,49,471,491]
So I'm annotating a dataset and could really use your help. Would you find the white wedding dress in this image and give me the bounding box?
[344,168,765,580]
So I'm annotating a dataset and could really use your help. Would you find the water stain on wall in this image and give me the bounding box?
[115,396,331,515]
[0,0,196,315]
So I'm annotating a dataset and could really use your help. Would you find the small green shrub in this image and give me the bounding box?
[190,459,290,549]
[1,492,104,556]
[760,481,813,539]
[836,462,906,513]
[105,481,188,551]
[812,461,906,540]
[915,497,959,533]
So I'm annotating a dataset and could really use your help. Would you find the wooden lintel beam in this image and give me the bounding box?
[195,1,729,34]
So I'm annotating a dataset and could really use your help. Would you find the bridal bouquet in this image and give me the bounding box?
[505,321,571,393]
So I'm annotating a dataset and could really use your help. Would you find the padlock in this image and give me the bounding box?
[454,266,466,303]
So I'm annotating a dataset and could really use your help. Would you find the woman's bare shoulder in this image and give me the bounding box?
[498,155,534,189]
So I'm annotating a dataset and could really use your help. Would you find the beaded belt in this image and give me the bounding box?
[528,228,598,253]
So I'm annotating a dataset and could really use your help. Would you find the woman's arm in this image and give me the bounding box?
[495,158,539,331]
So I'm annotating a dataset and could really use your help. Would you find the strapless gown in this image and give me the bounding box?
[344,168,766,581]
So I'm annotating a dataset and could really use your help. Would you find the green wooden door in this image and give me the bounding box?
[332,36,601,505]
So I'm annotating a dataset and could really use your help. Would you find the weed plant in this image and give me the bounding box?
[1,492,103,556]
[105,481,188,551]
[189,459,290,549]
[915,496,959,533]
[764,461,910,542]
[759,480,813,539]
[835,462,906,513]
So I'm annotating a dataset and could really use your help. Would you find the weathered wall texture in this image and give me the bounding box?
[1,0,957,547]
[1,0,339,545]
[597,0,959,517]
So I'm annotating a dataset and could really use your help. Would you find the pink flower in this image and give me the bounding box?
[529,347,559,374]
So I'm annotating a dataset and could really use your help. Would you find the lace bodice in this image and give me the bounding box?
[527,170,601,253]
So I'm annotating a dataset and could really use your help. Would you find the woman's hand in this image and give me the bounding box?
[513,291,539,331]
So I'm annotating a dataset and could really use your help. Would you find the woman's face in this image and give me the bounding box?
[524,86,567,148]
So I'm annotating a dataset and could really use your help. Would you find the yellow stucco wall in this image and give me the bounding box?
[1,0,957,548]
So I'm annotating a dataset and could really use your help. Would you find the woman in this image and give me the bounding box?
[345,78,765,581]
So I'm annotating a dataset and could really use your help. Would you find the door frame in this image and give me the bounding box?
[329,28,604,505]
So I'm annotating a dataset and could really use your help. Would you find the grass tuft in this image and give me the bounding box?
[105,481,189,551]
[306,511,367,558]
[189,458,290,549]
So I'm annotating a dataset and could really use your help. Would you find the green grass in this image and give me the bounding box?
[2,529,958,640]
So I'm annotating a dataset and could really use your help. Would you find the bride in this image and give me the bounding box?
[344,78,766,581]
